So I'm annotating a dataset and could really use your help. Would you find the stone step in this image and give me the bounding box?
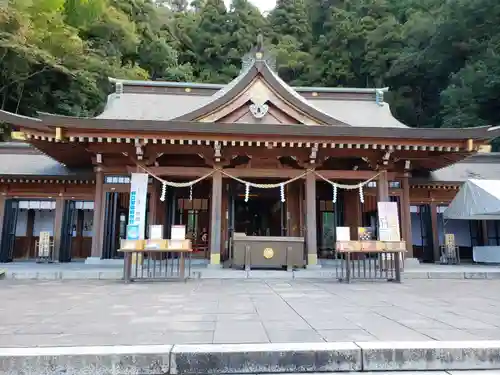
[2,341,500,374]
[3,268,500,280]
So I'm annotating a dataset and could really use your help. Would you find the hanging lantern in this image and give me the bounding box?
[280,183,285,203]
[244,183,250,202]
[332,184,337,203]
[189,184,193,201]
[160,182,167,202]
[359,185,364,204]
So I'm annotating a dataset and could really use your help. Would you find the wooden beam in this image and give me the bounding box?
[209,170,222,266]
[127,166,212,177]
[0,192,6,253]
[133,166,397,180]
[53,196,65,262]
[91,169,104,258]
[401,174,413,257]
[147,144,213,155]
[63,130,469,149]
[86,143,135,154]
[305,172,318,266]
[377,169,390,202]
[430,202,440,262]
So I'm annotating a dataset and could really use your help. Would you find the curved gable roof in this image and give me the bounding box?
[172,59,351,126]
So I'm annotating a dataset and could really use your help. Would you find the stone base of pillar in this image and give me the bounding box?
[206,263,223,269]
[404,257,421,268]
[306,264,322,270]
[306,253,321,269]
[84,257,124,265]
[209,253,221,267]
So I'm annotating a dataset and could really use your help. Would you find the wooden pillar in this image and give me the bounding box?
[91,168,104,258]
[75,209,84,258]
[53,196,65,262]
[377,169,390,202]
[430,202,440,262]
[299,182,304,236]
[148,180,159,230]
[26,210,35,258]
[401,175,413,257]
[344,190,362,240]
[305,172,318,266]
[0,193,6,253]
[481,220,488,246]
[221,181,228,260]
[287,182,300,236]
[209,169,222,266]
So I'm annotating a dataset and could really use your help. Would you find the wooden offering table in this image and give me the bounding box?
[119,239,192,282]
[336,240,406,283]
[232,234,305,270]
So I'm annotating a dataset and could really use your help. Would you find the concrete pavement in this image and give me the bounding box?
[2,279,500,346]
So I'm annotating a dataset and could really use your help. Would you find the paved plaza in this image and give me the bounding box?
[2,279,500,347]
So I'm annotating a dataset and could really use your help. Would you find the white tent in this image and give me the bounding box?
[444,179,500,220]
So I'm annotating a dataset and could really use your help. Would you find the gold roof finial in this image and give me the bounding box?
[255,34,264,60]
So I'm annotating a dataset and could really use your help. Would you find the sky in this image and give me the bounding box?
[224,0,277,13]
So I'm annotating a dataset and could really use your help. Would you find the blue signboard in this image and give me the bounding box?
[129,191,136,225]
[126,225,139,240]
[128,173,148,239]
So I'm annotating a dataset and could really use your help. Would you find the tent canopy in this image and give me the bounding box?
[443,179,500,220]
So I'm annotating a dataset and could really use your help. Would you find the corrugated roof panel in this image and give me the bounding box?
[97,93,212,121]
[431,154,500,182]
[309,99,408,128]
[0,154,70,176]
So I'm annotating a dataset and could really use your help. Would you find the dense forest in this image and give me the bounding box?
[0,0,499,140]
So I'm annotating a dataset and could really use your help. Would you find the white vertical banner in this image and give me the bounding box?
[128,173,149,239]
[377,201,401,241]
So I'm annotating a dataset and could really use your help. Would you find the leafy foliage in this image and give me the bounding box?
[0,0,499,145]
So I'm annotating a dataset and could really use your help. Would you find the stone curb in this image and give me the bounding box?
[170,342,361,374]
[2,341,500,374]
[0,345,172,375]
[359,340,500,371]
[4,271,124,280]
[5,270,500,280]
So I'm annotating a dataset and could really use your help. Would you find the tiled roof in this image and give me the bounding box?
[101,62,400,127]
[309,99,407,128]
[0,143,91,177]
[96,92,213,121]
[428,153,500,182]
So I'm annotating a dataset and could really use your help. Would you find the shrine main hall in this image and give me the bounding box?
[0,48,499,266]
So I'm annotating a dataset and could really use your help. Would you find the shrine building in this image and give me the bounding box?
[0,46,499,266]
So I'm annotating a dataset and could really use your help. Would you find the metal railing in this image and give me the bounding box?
[336,251,403,283]
[440,245,460,265]
[123,250,191,282]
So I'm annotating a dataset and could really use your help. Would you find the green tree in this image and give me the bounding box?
[227,0,267,63]
[1,0,500,145]
[269,0,312,51]
[191,0,232,82]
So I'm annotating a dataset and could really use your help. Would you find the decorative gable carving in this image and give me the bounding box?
[199,78,321,125]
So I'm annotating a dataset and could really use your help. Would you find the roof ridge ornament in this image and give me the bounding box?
[375,89,384,106]
[240,33,277,73]
[255,34,264,60]
[115,81,124,95]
